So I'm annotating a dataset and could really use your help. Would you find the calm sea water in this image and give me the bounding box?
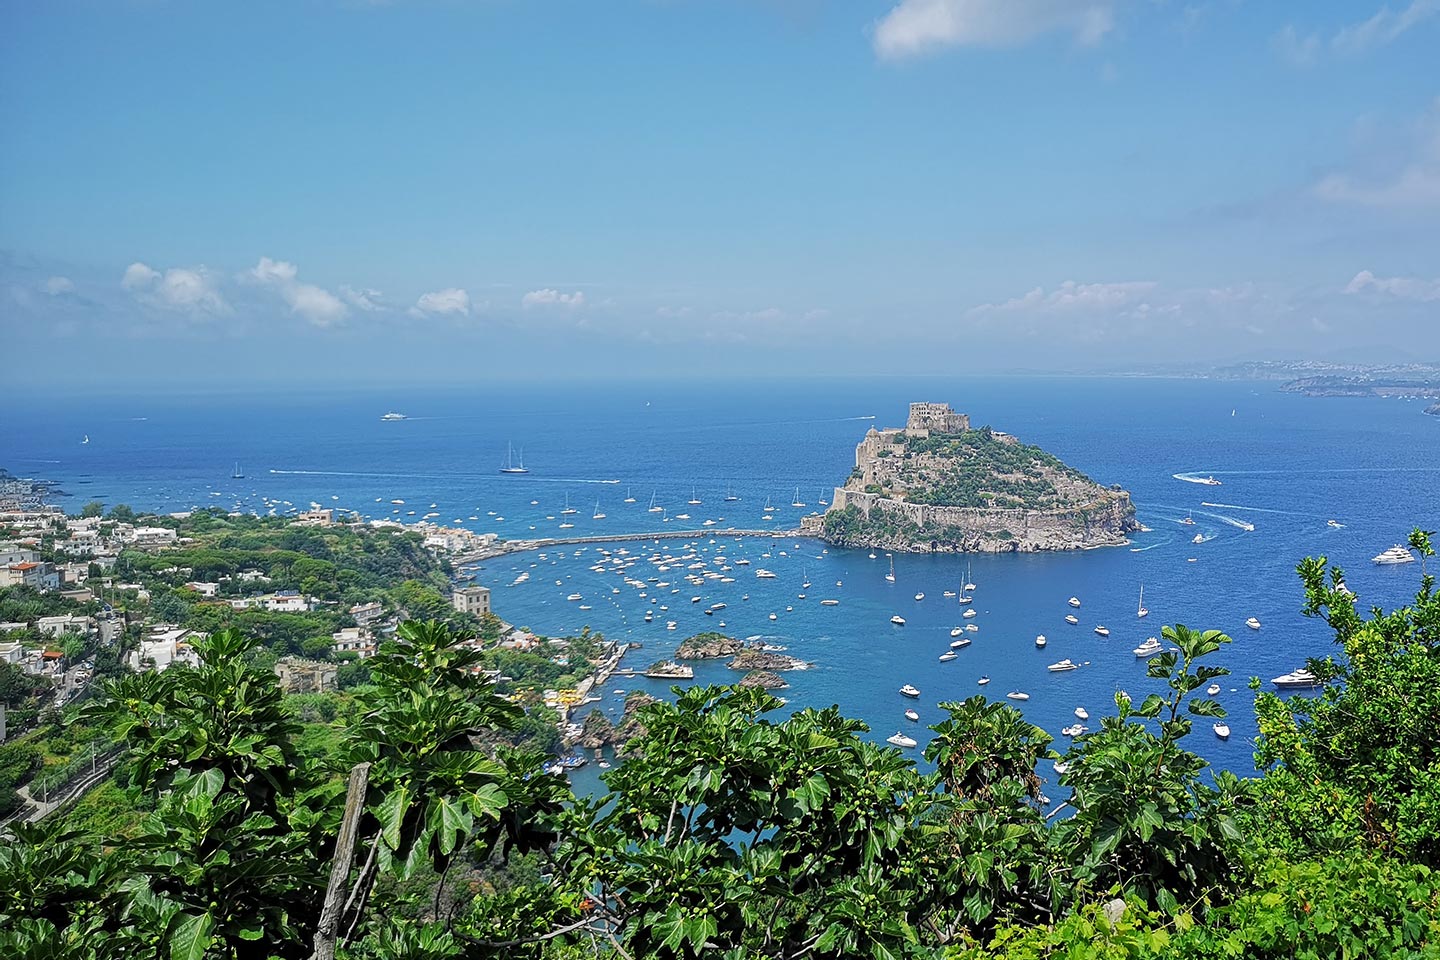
[6,377,1438,786]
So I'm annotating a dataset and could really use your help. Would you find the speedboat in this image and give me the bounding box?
[965,624,978,632]
[950,627,964,637]
[904,709,919,722]
[566,593,583,601]
[899,684,920,698]
[1245,617,1261,630]
[1093,625,1110,637]
[1035,634,1047,648]
[962,609,977,619]
[890,615,906,626]
[1271,669,1320,689]
[887,732,918,748]
[1327,519,1344,528]
[914,592,925,602]
[950,637,971,649]
[1192,533,1205,544]
[1006,691,1030,701]
[938,651,957,662]
[1373,544,1415,565]
[1047,659,1078,672]
[1213,722,1231,740]
[769,613,778,621]
[820,599,839,606]
[1133,637,1162,658]
[978,676,990,685]
[1068,597,1081,608]
[1206,683,1221,696]
[1074,706,1089,720]
[1064,615,1079,625]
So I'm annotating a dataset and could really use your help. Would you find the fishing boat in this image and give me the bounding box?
[1094,625,1110,637]
[887,732,918,748]
[1136,585,1148,619]
[1047,659,1078,672]
[890,615,906,626]
[899,684,920,698]
[500,442,529,474]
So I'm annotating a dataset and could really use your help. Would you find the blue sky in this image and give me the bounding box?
[2,0,1438,387]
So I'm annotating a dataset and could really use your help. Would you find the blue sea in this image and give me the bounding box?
[6,377,1438,788]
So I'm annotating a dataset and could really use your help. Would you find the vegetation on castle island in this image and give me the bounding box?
[2,526,1438,959]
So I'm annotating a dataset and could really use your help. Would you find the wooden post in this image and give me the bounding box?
[310,761,371,960]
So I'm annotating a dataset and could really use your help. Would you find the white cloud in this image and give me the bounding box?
[969,280,1157,316]
[1313,97,1440,208]
[248,256,348,327]
[1277,1,1439,64]
[121,261,228,314]
[340,285,384,311]
[873,0,1115,60]
[43,276,74,296]
[521,288,585,309]
[410,287,471,317]
[1344,269,1440,301]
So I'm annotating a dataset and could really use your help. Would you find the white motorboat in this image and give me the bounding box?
[1047,659,1078,672]
[1206,683,1221,696]
[950,627,964,637]
[977,676,991,685]
[887,732,918,748]
[755,569,777,578]
[962,608,977,619]
[965,624,978,633]
[938,651,957,662]
[1192,533,1205,544]
[890,615,906,626]
[1006,691,1030,701]
[950,638,971,649]
[566,593,583,601]
[1064,615,1079,625]
[1035,634,1047,648]
[1053,760,1070,774]
[820,599,839,606]
[904,709,919,722]
[1074,706,1089,720]
[1246,617,1261,630]
[1213,722,1231,740]
[914,592,925,602]
[1068,597,1081,608]
[1272,669,1321,689]
[1093,625,1110,637]
[1373,544,1415,565]
[899,684,920,698]
[1133,637,1162,658]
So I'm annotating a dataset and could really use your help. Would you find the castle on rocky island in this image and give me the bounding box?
[811,402,1139,554]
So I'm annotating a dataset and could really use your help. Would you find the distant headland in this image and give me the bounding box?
[806,402,1138,554]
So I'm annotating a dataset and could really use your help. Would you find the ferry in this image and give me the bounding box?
[380,411,408,421]
[1373,544,1416,565]
[886,732,918,748]
[899,684,920,698]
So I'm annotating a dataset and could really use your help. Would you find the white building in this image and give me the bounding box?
[331,626,375,658]
[0,544,41,567]
[452,585,491,616]
[349,602,385,626]
[37,614,95,638]
[129,629,198,672]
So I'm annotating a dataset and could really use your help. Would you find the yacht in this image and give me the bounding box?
[558,522,574,529]
[1373,544,1416,565]
[886,732,918,748]
[1006,691,1030,701]
[1047,659,1078,672]
[914,592,925,602]
[890,615,906,626]
[899,684,920,698]
[1064,614,1079,625]
[1133,637,1162,658]
[1074,706,1089,720]
[938,651,957,662]
[1245,617,1261,630]
[950,626,964,637]
[885,557,896,583]
[724,487,739,502]
[380,411,408,421]
[82,434,90,444]
[1068,597,1082,608]
[1035,634,1047,648]
[1093,625,1110,637]
[499,442,529,474]
[950,637,971,649]
[566,593,583,601]
[1136,585,1148,619]
[1272,669,1321,689]
[232,461,244,479]
[1206,683,1221,696]
[755,569,777,579]
[904,709,919,722]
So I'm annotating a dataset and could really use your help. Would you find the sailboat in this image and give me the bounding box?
[623,487,637,504]
[592,500,606,520]
[762,495,772,513]
[885,557,896,583]
[81,434,90,445]
[648,492,663,513]
[724,485,739,502]
[791,487,805,508]
[232,461,244,479]
[1136,585,1148,619]
[688,487,702,506]
[561,494,578,515]
[500,442,529,475]
[818,488,829,506]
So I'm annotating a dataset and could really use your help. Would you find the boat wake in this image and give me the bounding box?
[1173,472,1223,485]
[1205,513,1256,531]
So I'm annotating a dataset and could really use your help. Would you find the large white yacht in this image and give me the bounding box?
[1373,544,1416,565]
[887,732,918,748]
[1271,669,1321,689]
[1133,637,1162,658]
[1047,659,1078,672]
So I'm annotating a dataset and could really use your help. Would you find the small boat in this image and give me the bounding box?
[566,593,583,601]
[1272,669,1320,689]
[887,732,918,748]
[978,676,990,685]
[904,709,919,722]
[791,488,805,508]
[82,434,90,444]
[624,488,637,503]
[1245,617,1261,630]
[1373,544,1416,565]
[914,592,925,601]
[869,552,877,559]
[1065,614,1079,625]
[1094,625,1110,637]
[500,442,529,474]
[1136,585,1148,619]
[962,609,977,619]
[890,615,906,626]
[1133,637,1162,658]
[755,569,777,579]
[1068,597,1081,608]
[380,411,408,421]
[938,651,957,662]
[1074,706,1089,720]
[965,624,978,633]
[1179,511,1196,525]
[1053,760,1070,774]
[899,684,920,698]
[950,637,971,649]
[1047,659,1078,672]
[769,613,778,621]
[1192,533,1205,544]
[1035,634,1047,648]
[1213,722,1231,740]
[820,599,840,606]
[1206,683,1221,696]
[593,500,606,520]
[1326,519,1343,528]
[1006,691,1030,701]
[950,627,964,637]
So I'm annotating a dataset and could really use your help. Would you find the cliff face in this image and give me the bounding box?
[819,404,1138,554]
